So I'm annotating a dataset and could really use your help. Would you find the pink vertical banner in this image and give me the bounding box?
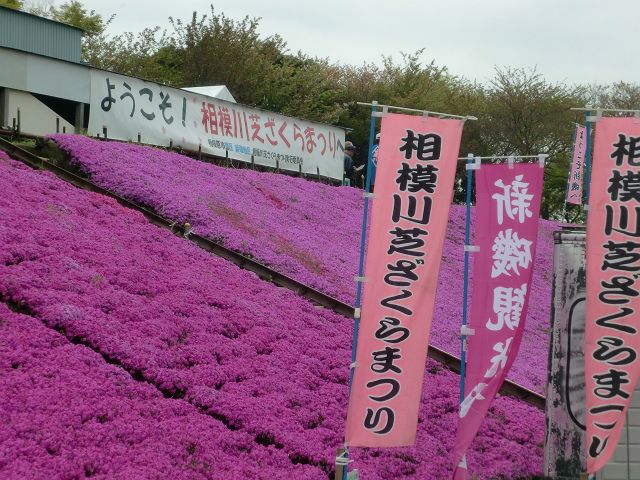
[585,117,640,473]
[567,124,587,205]
[345,113,463,446]
[452,163,543,478]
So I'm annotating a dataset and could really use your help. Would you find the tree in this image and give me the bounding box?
[479,68,586,219]
[169,8,288,106]
[586,81,640,110]
[91,27,182,86]
[331,51,459,164]
[0,0,23,9]
[258,53,344,124]
[51,1,105,35]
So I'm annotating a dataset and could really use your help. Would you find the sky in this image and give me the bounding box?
[72,0,632,86]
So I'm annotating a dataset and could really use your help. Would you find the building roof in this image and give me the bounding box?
[0,5,84,33]
[181,85,237,104]
[0,6,83,63]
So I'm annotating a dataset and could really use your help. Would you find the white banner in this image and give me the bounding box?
[88,70,345,180]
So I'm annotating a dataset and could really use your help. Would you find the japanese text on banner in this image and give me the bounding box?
[345,113,463,447]
[567,124,587,206]
[89,70,345,180]
[585,117,640,473]
[452,163,543,479]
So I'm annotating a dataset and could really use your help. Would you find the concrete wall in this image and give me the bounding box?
[0,48,90,104]
[5,89,74,136]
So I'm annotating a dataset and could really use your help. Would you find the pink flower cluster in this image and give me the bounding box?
[50,134,363,302]
[0,154,544,478]
[0,304,324,480]
[50,135,559,393]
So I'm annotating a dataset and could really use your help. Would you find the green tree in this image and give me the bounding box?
[169,8,287,106]
[586,81,640,110]
[258,53,344,124]
[50,0,105,35]
[331,50,485,189]
[479,67,586,219]
[0,0,23,9]
[92,27,181,86]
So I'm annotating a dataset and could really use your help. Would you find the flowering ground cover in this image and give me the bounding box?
[0,154,544,478]
[0,303,324,480]
[50,134,363,302]
[50,135,558,393]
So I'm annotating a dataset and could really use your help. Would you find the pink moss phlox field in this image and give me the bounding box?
[0,156,543,478]
[0,304,325,480]
[50,134,559,393]
[50,134,363,303]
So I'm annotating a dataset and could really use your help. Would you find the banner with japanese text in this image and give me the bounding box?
[585,117,640,473]
[345,113,464,446]
[452,163,543,478]
[567,124,587,205]
[88,69,345,180]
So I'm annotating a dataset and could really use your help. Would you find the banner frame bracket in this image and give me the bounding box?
[461,325,475,336]
[466,156,482,170]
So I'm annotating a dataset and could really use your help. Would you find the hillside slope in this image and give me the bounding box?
[0,152,544,479]
[50,135,559,393]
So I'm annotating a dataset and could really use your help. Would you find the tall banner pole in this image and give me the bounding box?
[456,153,476,474]
[460,154,475,400]
[340,101,379,480]
[350,101,379,385]
[583,108,593,480]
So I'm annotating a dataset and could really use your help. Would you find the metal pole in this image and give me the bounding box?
[627,410,630,480]
[460,154,474,401]
[342,101,378,480]
[453,154,475,476]
[335,448,346,480]
[350,102,377,383]
[356,101,477,121]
